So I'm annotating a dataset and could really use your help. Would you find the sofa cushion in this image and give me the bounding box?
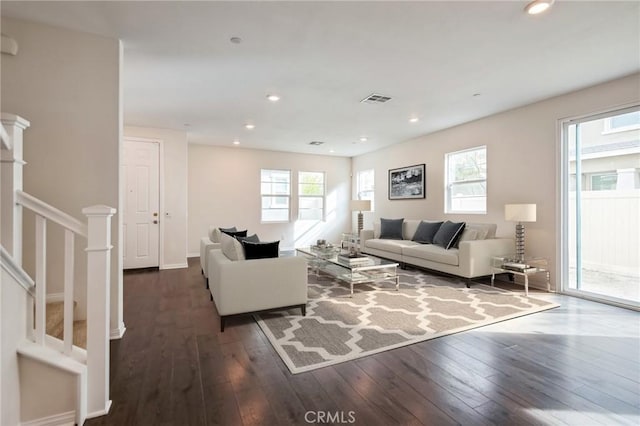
[221,229,247,238]
[242,240,280,260]
[236,233,260,243]
[380,218,404,240]
[411,221,443,244]
[433,221,466,250]
[402,244,459,266]
[453,228,479,248]
[210,226,237,243]
[465,223,496,240]
[365,238,420,255]
[220,233,245,261]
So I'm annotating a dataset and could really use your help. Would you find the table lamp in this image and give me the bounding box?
[504,204,537,262]
[350,199,371,236]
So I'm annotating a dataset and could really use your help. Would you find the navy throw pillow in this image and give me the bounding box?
[380,218,404,240]
[412,221,443,244]
[221,229,247,238]
[242,240,280,260]
[433,221,466,250]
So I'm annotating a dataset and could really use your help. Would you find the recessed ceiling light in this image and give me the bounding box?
[329,149,335,153]
[233,140,240,145]
[359,137,368,142]
[230,37,242,44]
[409,117,419,123]
[525,0,554,15]
[245,124,255,130]
[266,94,280,102]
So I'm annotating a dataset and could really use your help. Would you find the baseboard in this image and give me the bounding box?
[187,252,199,258]
[87,400,112,420]
[110,323,126,340]
[46,293,65,303]
[160,262,188,270]
[21,410,75,426]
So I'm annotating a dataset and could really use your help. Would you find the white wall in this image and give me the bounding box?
[188,144,351,254]
[124,126,188,269]
[352,73,640,291]
[1,268,28,426]
[0,18,121,321]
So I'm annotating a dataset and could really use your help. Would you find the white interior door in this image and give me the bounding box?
[123,139,160,269]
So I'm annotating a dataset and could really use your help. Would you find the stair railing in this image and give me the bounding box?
[1,112,114,417]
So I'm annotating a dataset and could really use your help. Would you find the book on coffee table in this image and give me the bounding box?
[337,254,372,266]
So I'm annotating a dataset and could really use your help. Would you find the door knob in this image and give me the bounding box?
[153,220,158,224]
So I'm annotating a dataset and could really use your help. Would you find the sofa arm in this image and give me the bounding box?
[210,251,308,316]
[200,237,221,276]
[360,229,375,252]
[458,238,515,278]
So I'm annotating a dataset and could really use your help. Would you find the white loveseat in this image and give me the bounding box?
[361,220,513,281]
[207,235,308,331]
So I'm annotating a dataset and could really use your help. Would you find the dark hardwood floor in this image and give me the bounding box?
[86,258,640,426]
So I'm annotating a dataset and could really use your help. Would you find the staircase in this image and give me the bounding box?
[1,113,115,425]
[46,301,87,349]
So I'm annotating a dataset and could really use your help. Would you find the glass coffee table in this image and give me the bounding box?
[296,246,399,297]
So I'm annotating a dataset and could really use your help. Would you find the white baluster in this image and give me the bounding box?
[1,113,30,265]
[83,205,115,416]
[34,214,46,345]
[63,229,75,355]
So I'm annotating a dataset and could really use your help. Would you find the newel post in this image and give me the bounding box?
[83,204,116,417]
[1,113,30,265]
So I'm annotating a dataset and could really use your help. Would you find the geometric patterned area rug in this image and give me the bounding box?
[256,269,559,374]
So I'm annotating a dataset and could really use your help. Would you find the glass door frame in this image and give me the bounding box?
[559,103,640,311]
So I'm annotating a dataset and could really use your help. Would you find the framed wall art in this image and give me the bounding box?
[388,164,425,200]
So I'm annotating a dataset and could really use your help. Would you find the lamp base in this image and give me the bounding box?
[515,223,525,262]
[357,212,363,236]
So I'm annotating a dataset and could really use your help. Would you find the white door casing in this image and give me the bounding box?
[123,139,160,269]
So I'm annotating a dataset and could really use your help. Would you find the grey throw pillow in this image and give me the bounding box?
[380,218,404,240]
[236,234,260,243]
[433,221,466,249]
[412,221,443,244]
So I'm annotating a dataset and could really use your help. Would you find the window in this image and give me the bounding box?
[261,169,290,222]
[604,110,640,133]
[445,146,487,214]
[298,171,325,220]
[356,169,375,211]
[590,173,617,191]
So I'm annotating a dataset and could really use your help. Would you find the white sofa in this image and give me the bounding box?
[207,235,308,331]
[199,226,229,288]
[361,220,514,281]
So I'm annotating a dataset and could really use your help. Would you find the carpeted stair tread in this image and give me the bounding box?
[45,301,86,349]
[45,301,64,338]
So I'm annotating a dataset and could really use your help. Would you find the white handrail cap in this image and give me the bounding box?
[82,205,116,216]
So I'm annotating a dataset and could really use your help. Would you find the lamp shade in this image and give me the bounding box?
[350,199,371,212]
[505,204,537,222]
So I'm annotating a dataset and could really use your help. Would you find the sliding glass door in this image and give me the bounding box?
[562,106,640,308]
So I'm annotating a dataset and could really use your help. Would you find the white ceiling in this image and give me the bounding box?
[2,1,639,157]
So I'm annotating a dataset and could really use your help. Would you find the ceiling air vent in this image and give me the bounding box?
[360,93,392,104]
[309,141,324,146]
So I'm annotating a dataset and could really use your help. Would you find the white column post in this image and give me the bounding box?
[1,113,30,265]
[83,205,116,417]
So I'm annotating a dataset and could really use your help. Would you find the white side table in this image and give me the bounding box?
[490,256,550,296]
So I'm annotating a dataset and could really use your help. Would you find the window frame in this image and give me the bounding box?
[298,171,326,221]
[260,168,291,223]
[356,169,375,211]
[444,145,487,215]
